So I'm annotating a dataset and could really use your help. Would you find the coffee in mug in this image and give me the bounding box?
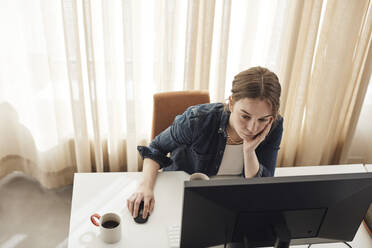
[90,212,121,243]
[102,220,119,229]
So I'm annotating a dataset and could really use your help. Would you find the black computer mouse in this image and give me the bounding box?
[134,201,149,224]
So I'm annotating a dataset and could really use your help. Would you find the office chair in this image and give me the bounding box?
[150,90,210,141]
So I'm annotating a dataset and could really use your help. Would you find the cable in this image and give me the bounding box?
[308,242,352,248]
[307,242,353,248]
[343,242,352,248]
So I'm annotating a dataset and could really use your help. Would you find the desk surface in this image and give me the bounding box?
[275,164,366,176]
[68,171,189,248]
[68,165,372,248]
[365,164,372,172]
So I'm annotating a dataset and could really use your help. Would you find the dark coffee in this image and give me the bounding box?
[102,220,119,229]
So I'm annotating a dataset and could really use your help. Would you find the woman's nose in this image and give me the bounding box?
[247,120,258,133]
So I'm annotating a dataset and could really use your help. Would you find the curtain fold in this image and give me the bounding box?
[277,0,324,166]
[333,0,372,164]
[292,0,371,166]
[82,0,104,172]
[184,0,215,90]
[100,0,127,172]
[1,0,371,188]
[62,0,92,172]
[209,0,231,102]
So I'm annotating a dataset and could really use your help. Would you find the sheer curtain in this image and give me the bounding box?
[278,0,372,166]
[212,0,372,166]
[1,0,371,188]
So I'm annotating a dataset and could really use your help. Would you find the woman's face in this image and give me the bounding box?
[229,97,274,140]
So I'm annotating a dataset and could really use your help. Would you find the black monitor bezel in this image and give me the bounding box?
[180,172,372,248]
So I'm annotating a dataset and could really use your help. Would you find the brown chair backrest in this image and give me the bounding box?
[151,90,210,140]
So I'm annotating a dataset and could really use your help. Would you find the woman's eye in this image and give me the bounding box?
[259,119,268,122]
[242,115,251,120]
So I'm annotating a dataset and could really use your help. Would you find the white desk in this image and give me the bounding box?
[365,164,372,172]
[69,166,372,247]
[68,171,189,248]
[275,164,366,177]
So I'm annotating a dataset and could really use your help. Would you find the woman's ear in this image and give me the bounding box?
[268,116,274,124]
[228,96,234,112]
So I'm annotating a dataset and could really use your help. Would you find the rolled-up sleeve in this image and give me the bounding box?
[254,163,264,177]
[137,106,197,169]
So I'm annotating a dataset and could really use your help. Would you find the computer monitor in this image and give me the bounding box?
[180,172,372,248]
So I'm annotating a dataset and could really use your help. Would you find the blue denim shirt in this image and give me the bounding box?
[137,103,283,177]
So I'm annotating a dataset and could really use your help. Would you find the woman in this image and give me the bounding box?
[127,66,283,220]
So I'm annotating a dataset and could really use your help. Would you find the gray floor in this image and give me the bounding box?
[0,172,72,248]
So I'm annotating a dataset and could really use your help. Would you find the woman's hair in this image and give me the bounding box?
[229,66,281,120]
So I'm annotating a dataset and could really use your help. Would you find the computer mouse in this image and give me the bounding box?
[134,201,149,224]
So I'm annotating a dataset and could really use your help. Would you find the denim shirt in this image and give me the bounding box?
[137,103,283,177]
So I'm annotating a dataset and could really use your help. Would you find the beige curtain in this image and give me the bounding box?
[0,0,214,188]
[209,0,371,166]
[1,0,371,189]
[278,0,372,166]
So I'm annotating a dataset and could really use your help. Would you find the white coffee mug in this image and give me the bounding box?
[190,172,210,181]
[90,212,121,244]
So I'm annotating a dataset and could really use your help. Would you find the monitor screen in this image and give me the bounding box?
[180,172,372,248]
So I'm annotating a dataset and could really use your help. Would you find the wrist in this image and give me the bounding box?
[243,147,256,156]
[140,180,154,190]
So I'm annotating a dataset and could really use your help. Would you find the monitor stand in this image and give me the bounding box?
[228,222,291,248]
[273,222,290,248]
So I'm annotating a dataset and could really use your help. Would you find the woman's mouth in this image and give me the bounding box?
[242,132,255,138]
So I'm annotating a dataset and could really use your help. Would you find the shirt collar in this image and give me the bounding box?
[218,109,230,136]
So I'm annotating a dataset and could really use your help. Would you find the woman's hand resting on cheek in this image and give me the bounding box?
[243,119,273,154]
